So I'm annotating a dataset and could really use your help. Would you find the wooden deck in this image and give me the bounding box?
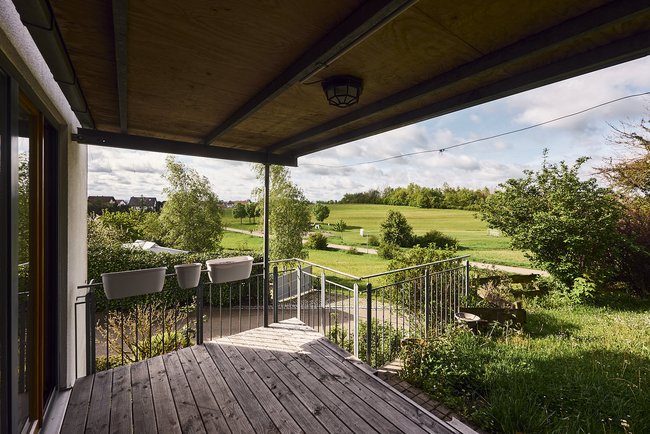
[61,319,466,433]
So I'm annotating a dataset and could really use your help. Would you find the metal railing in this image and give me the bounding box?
[74,256,470,375]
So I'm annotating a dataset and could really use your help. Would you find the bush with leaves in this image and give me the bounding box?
[306,232,328,250]
[377,242,400,259]
[380,210,414,247]
[414,230,458,249]
[327,318,403,368]
[331,219,348,232]
[481,152,623,286]
[312,203,330,223]
[597,118,650,293]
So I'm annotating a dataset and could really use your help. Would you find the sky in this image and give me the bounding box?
[88,56,650,202]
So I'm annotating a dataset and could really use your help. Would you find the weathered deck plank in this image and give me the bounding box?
[176,347,231,433]
[162,351,207,434]
[191,345,255,433]
[62,319,462,434]
[60,372,93,433]
[130,360,157,434]
[148,356,182,434]
[204,342,278,433]
[109,365,132,434]
[85,369,113,434]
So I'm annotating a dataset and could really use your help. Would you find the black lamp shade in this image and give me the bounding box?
[322,76,363,108]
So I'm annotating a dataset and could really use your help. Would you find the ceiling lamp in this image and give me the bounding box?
[322,76,363,108]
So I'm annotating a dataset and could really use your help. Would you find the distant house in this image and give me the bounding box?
[115,199,128,207]
[128,196,157,211]
[88,195,116,206]
[222,199,251,209]
[88,196,118,214]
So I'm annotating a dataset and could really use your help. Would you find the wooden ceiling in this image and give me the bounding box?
[14,0,650,165]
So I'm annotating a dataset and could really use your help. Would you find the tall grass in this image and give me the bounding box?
[401,293,650,433]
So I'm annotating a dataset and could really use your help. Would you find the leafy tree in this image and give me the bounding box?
[159,156,223,252]
[232,202,247,224]
[480,153,623,285]
[96,208,162,243]
[380,210,414,247]
[597,118,650,293]
[254,165,311,260]
[246,202,260,224]
[312,203,330,223]
[597,117,650,197]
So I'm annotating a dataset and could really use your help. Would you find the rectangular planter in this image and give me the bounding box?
[101,267,167,300]
[206,256,253,284]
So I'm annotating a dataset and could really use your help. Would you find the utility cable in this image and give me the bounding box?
[300,91,650,168]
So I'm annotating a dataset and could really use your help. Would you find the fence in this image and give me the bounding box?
[74,256,470,375]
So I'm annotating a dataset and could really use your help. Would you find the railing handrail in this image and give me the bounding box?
[359,255,469,280]
[271,258,362,280]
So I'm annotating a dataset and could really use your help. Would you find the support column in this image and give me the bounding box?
[263,164,270,327]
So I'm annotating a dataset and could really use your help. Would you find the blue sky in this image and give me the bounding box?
[88,56,650,202]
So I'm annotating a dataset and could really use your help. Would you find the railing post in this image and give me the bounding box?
[296,264,302,322]
[424,269,430,339]
[273,266,279,324]
[353,283,359,358]
[85,290,96,375]
[196,283,204,345]
[464,260,470,298]
[366,282,372,366]
[320,271,326,334]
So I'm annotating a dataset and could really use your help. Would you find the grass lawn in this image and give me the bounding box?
[222,230,389,277]
[223,204,530,267]
[401,293,650,433]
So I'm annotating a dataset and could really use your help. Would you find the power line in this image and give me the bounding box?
[300,91,650,169]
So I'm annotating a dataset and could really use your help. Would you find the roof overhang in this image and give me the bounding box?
[12,0,650,165]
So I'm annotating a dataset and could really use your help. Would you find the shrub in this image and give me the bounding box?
[328,318,403,367]
[346,247,360,255]
[414,230,457,248]
[380,210,413,247]
[332,219,348,232]
[367,234,380,246]
[306,232,329,250]
[480,153,623,286]
[377,242,399,259]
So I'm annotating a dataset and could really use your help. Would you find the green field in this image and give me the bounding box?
[222,204,531,271]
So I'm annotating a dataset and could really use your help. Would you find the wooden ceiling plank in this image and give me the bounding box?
[202,0,416,145]
[293,30,650,157]
[269,0,650,153]
[73,129,297,166]
[112,0,128,133]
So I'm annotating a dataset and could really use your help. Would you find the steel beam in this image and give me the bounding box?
[112,0,128,133]
[292,30,650,157]
[72,129,297,166]
[202,0,415,145]
[263,164,270,327]
[270,0,650,154]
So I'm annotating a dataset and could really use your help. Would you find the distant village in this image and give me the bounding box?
[87,195,251,214]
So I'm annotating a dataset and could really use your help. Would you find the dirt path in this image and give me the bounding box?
[224,227,548,275]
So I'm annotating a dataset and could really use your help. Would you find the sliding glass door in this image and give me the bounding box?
[1,69,59,433]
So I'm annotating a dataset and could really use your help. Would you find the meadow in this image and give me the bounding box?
[222,203,530,270]
[401,293,650,433]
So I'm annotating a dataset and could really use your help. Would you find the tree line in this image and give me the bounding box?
[339,183,490,210]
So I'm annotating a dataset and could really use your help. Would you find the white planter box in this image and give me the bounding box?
[101,267,167,300]
[206,256,254,283]
[174,263,202,289]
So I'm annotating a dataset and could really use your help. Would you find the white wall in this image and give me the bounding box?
[0,0,87,387]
